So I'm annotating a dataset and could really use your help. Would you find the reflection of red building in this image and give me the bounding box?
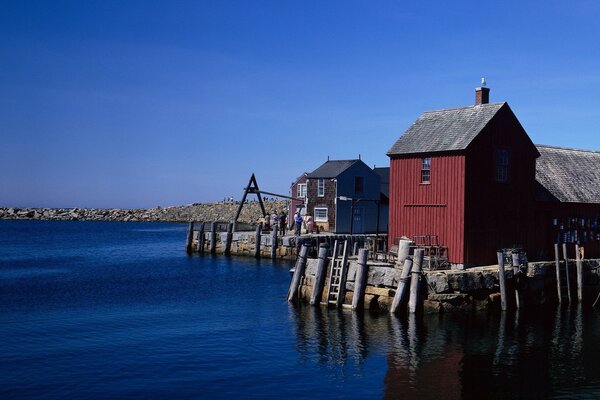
[289,174,307,226]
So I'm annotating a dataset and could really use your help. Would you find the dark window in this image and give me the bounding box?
[421,157,431,183]
[317,178,325,196]
[495,149,510,182]
[354,176,364,194]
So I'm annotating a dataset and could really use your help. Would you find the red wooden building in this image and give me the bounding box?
[387,86,539,267]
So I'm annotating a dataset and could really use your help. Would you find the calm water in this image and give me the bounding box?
[1,221,600,399]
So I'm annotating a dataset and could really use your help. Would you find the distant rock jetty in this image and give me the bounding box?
[0,199,288,223]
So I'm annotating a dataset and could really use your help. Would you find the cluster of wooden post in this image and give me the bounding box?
[185,221,282,259]
[390,248,424,315]
[551,243,585,306]
[287,245,371,310]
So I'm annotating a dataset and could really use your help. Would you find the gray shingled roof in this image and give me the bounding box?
[535,145,600,204]
[387,102,506,156]
[306,159,360,178]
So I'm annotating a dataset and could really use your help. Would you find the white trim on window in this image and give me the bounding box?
[297,183,307,199]
[314,207,328,222]
[317,178,325,197]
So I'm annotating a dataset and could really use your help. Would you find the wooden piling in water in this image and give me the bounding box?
[512,252,522,309]
[562,243,572,303]
[310,245,329,305]
[390,258,413,315]
[270,226,278,259]
[198,222,205,253]
[497,251,508,311]
[408,249,424,314]
[254,223,262,258]
[576,244,583,302]
[554,244,562,303]
[351,249,369,310]
[185,221,194,254]
[288,244,309,303]
[210,222,217,254]
[224,223,233,255]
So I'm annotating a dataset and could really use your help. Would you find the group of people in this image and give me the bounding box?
[260,210,314,236]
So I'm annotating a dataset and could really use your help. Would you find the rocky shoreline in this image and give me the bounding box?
[0,200,288,224]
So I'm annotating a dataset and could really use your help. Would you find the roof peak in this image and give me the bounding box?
[421,102,506,115]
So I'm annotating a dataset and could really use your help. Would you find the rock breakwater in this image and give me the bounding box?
[0,200,288,224]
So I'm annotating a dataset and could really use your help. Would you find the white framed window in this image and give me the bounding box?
[314,207,328,222]
[297,183,307,199]
[421,157,431,183]
[317,178,325,197]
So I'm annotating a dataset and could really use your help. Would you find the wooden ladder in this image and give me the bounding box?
[324,239,350,308]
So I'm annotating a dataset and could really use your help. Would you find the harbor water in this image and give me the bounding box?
[1,220,600,399]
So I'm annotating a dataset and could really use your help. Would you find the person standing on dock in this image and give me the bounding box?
[294,212,303,236]
[305,214,313,234]
[279,211,287,236]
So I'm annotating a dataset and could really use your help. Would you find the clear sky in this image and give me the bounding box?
[2,1,599,209]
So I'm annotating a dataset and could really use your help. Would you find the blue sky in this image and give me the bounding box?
[2,1,599,208]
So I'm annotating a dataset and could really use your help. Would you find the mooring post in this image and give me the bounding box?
[254,223,262,258]
[224,223,234,255]
[210,221,218,254]
[310,244,329,305]
[288,244,309,303]
[271,225,278,259]
[497,251,508,311]
[351,249,369,310]
[185,221,195,254]
[562,243,572,303]
[512,251,522,309]
[576,244,583,302]
[198,222,205,253]
[554,243,562,303]
[408,249,424,313]
[390,258,414,314]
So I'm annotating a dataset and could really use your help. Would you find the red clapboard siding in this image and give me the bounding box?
[389,154,465,263]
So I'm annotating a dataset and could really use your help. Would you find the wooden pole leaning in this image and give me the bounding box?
[253,223,262,258]
[554,244,562,303]
[310,245,329,305]
[576,244,583,302]
[198,222,205,254]
[408,249,424,313]
[224,223,234,256]
[562,243,572,303]
[351,249,369,310]
[185,221,195,254]
[209,221,218,254]
[390,258,414,314]
[288,244,309,303]
[497,251,508,311]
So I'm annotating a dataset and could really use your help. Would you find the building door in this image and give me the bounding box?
[353,207,364,234]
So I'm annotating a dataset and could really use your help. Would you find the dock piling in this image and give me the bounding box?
[512,251,522,309]
[351,249,369,310]
[554,244,562,302]
[408,249,424,313]
[253,223,262,258]
[185,221,194,254]
[497,251,508,311]
[391,258,414,314]
[310,245,329,305]
[288,245,309,303]
[271,226,278,259]
[562,243,572,303]
[576,244,583,302]
[224,223,233,255]
[198,222,205,253]
[210,222,217,254]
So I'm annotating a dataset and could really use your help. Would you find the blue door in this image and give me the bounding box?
[353,207,364,233]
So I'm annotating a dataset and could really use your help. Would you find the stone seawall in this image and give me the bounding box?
[297,258,600,313]
[0,200,288,223]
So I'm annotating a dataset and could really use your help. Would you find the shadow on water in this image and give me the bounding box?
[289,304,600,399]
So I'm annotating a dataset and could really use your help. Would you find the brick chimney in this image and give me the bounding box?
[475,77,490,105]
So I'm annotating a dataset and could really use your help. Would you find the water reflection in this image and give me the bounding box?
[289,304,600,398]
